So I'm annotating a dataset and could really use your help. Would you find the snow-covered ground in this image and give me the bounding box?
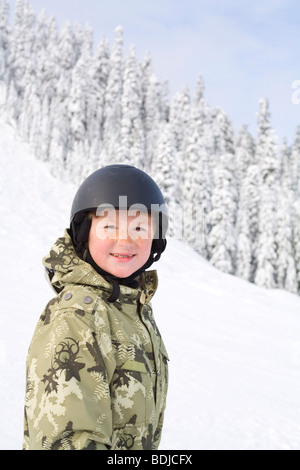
[0,120,300,450]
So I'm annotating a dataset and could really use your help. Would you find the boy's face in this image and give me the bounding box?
[88,209,154,278]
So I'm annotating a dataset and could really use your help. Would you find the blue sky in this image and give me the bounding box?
[9,0,300,143]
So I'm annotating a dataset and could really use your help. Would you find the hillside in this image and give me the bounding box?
[0,120,299,450]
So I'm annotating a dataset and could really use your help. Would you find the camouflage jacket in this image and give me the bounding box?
[23,231,169,450]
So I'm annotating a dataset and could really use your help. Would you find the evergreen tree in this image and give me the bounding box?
[43,15,59,100]
[67,24,95,182]
[235,126,257,281]
[169,86,190,154]
[208,108,237,274]
[73,22,93,63]
[0,0,9,86]
[6,0,35,122]
[169,85,191,209]
[290,126,300,195]
[139,52,162,172]
[88,35,110,163]
[48,21,76,177]
[275,139,298,293]
[56,21,76,98]
[236,164,260,282]
[120,45,144,167]
[182,76,212,256]
[235,125,255,190]
[254,98,279,289]
[38,15,59,162]
[33,9,48,93]
[19,9,48,148]
[159,79,169,123]
[151,121,178,238]
[18,54,38,142]
[151,121,177,199]
[67,55,89,183]
[102,26,123,164]
[276,188,297,293]
[236,187,252,281]
[293,200,300,293]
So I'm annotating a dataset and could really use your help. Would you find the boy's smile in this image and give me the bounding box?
[111,253,136,260]
[88,210,154,278]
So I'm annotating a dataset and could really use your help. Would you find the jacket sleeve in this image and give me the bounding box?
[24,300,116,450]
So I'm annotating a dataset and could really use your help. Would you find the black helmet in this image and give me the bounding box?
[70,164,168,262]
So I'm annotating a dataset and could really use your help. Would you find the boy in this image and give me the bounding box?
[23,165,169,450]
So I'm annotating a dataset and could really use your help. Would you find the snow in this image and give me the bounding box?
[0,120,300,450]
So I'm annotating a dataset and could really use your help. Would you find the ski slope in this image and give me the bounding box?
[0,120,300,450]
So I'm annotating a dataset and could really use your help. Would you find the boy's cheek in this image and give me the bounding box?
[89,235,111,257]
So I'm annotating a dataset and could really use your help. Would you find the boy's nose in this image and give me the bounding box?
[118,226,132,242]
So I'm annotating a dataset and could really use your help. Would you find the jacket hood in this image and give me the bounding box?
[42,230,158,303]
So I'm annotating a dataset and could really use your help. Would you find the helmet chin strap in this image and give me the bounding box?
[84,249,156,302]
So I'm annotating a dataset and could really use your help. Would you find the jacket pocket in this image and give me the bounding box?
[111,359,152,429]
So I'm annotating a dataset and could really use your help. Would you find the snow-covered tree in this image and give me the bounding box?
[43,15,59,99]
[235,126,257,281]
[66,24,95,181]
[208,108,237,274]
[290,126,300,195]
[6,0,35,122]
[102,26,123,163]
[56,21,76,98]
[235,125,256,190]
[139,52,163,172]
[67,56,89,182]
[236,164,260,282]
[151,121,177,203]
[293,200,300,293]
[169,86,190,154]
[151,121,178,238]
[182,76,212,256]
[47,21,78,176]
[38,15,59,162]
[254,98,279,289]
[120,45,144,167]
[159,79,169,123]
[276,189,297,293]
[236,194,252,281]
[0,0,9,86]
[73,22,93,63]
[274,139,298,293]
[88,35,110,158]
[18,10,49,145]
